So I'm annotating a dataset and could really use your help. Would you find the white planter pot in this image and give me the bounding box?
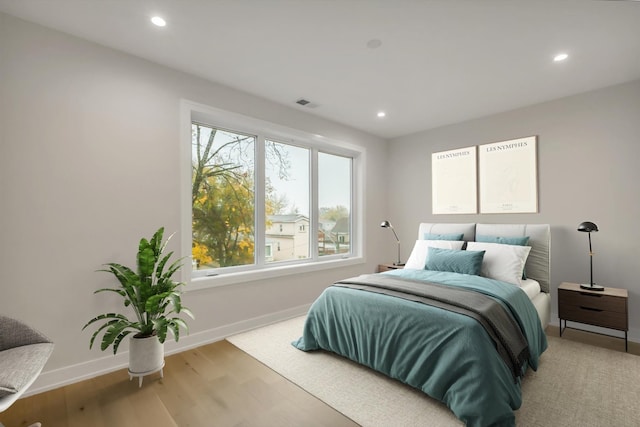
[128,335,164,376]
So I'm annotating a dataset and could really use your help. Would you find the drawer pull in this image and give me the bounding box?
[580,306,603,312]
[579,292,602,298]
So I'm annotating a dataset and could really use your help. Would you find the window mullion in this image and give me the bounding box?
[349,156,356,257]
[310,148,319,260]
[255,135,266,267]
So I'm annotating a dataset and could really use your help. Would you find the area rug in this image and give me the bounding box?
[227,316,640,427]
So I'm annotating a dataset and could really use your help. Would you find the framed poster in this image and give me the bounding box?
[478,136,538,213]
[432,146,477,214]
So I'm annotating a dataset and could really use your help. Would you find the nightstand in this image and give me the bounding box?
[377,264,404,273]
[558,282,628,351]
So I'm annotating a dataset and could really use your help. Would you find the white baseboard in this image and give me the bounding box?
[26,304,310,397]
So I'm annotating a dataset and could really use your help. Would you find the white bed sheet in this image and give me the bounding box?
[531,292,551,329]
[518,278,549,328]
[519,278,541,301]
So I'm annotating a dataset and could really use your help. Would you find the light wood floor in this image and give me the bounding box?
[0,340,358,427]
[2,327,637,427]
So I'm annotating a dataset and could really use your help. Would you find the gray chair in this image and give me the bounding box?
[0,315,54,427]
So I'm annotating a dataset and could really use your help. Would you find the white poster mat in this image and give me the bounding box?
[479,136,538,213]
[432,146,477,214]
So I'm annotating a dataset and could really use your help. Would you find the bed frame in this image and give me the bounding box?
[417,223,551,328]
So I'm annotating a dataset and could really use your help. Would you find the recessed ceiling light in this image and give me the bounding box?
[553,53,568,62]
[151,16,166,27]
[377,111,386,118]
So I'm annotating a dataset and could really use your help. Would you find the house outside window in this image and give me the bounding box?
[266,214,309,262]
[265,243,273,262]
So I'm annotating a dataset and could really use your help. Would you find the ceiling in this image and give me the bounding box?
[1,1,640,139]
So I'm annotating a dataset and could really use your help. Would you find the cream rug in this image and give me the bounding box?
[227,316,640,427]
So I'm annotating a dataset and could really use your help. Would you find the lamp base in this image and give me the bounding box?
[393,262,405,266]
[580,283,605,291]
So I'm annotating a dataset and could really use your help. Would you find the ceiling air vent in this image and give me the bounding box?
[295,98,319,108]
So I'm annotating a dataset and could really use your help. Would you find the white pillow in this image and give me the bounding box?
[465,241,531,286]
[404,240,465,270]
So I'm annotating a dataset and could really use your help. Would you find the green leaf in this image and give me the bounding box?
[100,264,140,313]
[154,318,168,343]
[100,320,131,351]
[172,317,189,334]
[145,291,171,315]
[88,319,121,349]
[101,263,137,286]
[83,313,129,330]
[112,330,134,355]
[162,257,185,281]
[158,230,174,258]
[175,317,188,328]
[150,227,165,257]
[167,321,180,342]
[93,288,126,298]
[179,307,195,320]
[156,252,172,278]
[169,292,181,312]
[137,246,156,280]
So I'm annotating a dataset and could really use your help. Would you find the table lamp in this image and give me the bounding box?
[578,221,604,291]
[380,220,404,266]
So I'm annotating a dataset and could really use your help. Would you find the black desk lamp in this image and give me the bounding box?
[381,220,404,266]
[578,221,604,291]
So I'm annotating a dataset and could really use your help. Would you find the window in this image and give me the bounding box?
[182,101,363,286]
[265,141,310,263]
[191,125,255,269]
[318,152,351,256]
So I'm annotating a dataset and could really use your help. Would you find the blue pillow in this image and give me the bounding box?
[476,235,530,279]
[423,233,464,241]
[425,247,485,276]
[475,235,529,246]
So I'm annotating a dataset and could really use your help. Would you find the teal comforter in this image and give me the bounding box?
[292,269,547,427]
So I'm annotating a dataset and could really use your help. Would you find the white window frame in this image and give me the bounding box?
[180,100,365,290]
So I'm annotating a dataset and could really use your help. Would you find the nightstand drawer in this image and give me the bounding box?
[377,264,403,272]
[558,289,627,313]
[558,304,627,330]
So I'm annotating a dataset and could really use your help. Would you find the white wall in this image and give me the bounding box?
[0,13,389,391]
[387,79,640,341]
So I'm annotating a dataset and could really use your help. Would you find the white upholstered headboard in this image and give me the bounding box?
[417,223,551,293]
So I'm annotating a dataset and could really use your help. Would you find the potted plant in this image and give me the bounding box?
[83,227,193,385]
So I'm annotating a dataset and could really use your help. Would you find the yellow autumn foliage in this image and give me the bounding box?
[192,243,213,267]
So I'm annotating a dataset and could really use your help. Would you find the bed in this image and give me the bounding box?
[293,223,550,427]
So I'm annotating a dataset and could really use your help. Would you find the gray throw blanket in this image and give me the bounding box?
[334,274,530,382]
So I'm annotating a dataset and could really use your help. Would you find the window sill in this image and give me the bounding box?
[185,257,365,292]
